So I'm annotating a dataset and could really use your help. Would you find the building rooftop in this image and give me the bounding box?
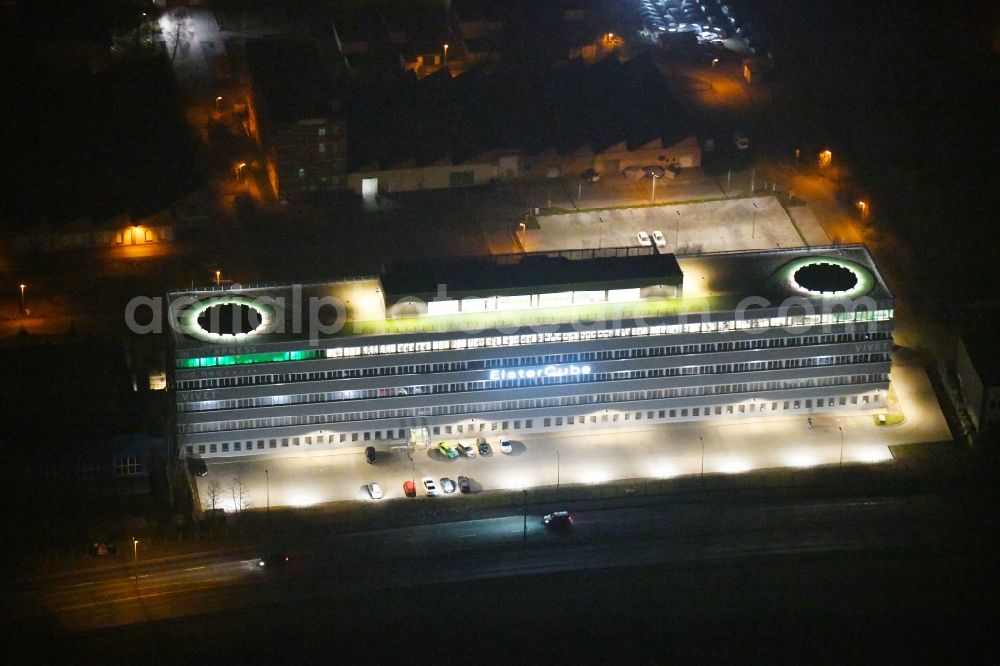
[245,39,337,123]
[347,51,693,170]
[169,245,892,356]
[961,326,1000,386]
[381,248,683,300]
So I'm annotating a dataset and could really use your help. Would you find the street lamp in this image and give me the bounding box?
[518,222,526,246]
[265,468,270,522]
[838,426,844,466]
[700,436,705,478]
[650,172,660,203]
[856,200,869,219]
[215,96,222,112]
[236,162,247,181]
[132,538,139,589]
[214,270,221,287]
[752,200,758,239]
[442,43,448,65]
[522,489,528,547]
[18,283,26,315]
[556,448,561,495]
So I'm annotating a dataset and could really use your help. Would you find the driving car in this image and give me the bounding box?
[422,477,439,496]
[440,477,456,494]
[365,446,377,464]
[499,435,513,453]
[652,230,667,248]
[637,231,652,247]
[476,437,492,456]
[580,168,601,183]
[456,441,476,458]
[458,475,471,493]
[368,482,383,499]
[403,480,416,497]
[258,552,290,567]
[436,442,459,459]
[542,511,573,528]
[88,541,118,557]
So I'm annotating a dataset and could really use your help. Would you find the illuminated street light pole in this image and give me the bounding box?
[650,173,659,203]
[236,162,247,181]
[265,468,270,522]
[215,96,222,112]
[839,426,844,466]
[555,448,561,496]
[700,436,705,478]
[132,538,139,590]
[522,489,528,547]
[856,200,869,219]
[18,283,26,315]
[215,270,221,287]
[442,43,448,66]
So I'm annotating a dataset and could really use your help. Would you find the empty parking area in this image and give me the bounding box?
[526,196,806,254]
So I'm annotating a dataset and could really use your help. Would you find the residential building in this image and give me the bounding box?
[244,39,347,198]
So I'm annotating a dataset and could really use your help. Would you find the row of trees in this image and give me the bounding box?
[205,477,251,515]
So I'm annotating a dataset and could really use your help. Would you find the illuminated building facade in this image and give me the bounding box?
[169,246,894,460]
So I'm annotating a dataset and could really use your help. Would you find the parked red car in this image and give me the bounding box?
[403,480,416,497]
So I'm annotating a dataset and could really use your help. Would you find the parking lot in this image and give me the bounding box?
[526,195,806,254]
[632,0,766,55]
[194,355,949,512]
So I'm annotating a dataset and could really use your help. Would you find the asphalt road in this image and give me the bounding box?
[7,480,994,645]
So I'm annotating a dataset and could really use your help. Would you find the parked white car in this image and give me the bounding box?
[368,482,383,500]
[637,231,652,247]
[652,230,667,248]
[456,441,476,457]
[499,435,513,454]
[422,477,439,496]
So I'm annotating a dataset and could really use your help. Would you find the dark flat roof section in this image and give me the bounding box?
[381,249,683,298]
[963,327,1000,386]
[245,39,336,123]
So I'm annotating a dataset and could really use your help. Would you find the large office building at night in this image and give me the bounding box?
[169,245,894,460]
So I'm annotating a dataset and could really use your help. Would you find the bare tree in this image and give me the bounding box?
[230,477,250,516]
[206,479,223,512]
[165,12,193,62]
